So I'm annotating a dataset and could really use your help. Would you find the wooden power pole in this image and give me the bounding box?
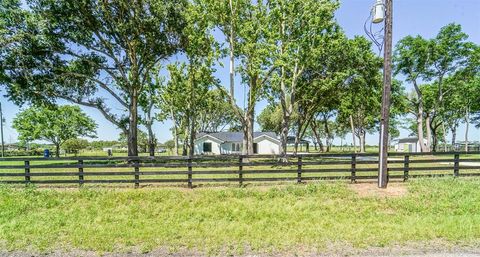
[378,0,393,188]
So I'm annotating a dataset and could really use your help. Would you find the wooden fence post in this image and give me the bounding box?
[24,160,30,184]
[297,155,302,183]
[454,153,460,177]
[78,159,84,187]
[351,154,356,183]
[188,157,193,188]
[239,156,243,186]
[134,159,140,188]
[403,155,409,182]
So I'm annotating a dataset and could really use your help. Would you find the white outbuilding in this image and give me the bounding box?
[194,132,281,155]
[394,137,422,153]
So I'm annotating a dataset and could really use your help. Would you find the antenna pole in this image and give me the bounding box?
[378,0,392,188]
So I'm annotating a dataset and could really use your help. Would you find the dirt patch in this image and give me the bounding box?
[348,182,408,198]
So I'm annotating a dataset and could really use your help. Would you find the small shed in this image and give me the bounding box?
[394,137,421,153]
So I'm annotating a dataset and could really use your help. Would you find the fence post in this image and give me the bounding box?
[403,155,409,182]
[297,155,302,183]
[24,160,30,184]
[350,154,356,183]
[78,159,84,187]
[188,157,193,188]
[454,153,460,177]
[239,156,243,186]
[134,159,140,188]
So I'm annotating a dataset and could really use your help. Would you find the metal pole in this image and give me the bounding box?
[0,102,4,158]
[378,0,392,188]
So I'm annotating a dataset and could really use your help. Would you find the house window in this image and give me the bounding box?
[236,144,240,152]
[253,143,258,154]
[203,142,212,153]
[231,143,235,151]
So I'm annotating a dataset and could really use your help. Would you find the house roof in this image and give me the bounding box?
[397,137,419,143]
[196,132,279,143]
[286,136,310,144]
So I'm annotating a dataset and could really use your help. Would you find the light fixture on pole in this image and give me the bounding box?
[364,0,386,53]
[372,0,385,24]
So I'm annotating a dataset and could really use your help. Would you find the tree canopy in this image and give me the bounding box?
[12,105,97,157]
[1,0,186,156]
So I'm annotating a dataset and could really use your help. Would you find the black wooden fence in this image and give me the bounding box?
[0,152,479,187]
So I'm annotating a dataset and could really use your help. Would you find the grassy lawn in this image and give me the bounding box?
[1,178,480,255]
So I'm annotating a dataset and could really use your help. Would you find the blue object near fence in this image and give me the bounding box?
[43,149,50,158]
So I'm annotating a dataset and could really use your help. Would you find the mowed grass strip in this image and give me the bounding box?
[1,178,480,254]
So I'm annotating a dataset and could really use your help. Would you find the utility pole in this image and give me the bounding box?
[378,0,393,188]
[0,102,4,158]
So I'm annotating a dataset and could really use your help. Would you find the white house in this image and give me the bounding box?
[194,132,281,155]
[394,137,423,153]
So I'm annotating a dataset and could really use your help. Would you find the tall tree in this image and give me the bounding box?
[336,37,383,153]
[12,105,97,157]
[428,24,474,151]
[291,32,352,154]
[267,0,339,156]
[209,0,273,155]
[156,0,220,156]
[157,63,213,156]
[394,35,432,152]
[0,0,186,156]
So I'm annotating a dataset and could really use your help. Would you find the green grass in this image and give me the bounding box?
[1,178,480,255]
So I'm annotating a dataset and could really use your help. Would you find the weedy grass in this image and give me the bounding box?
[0,178,480,254]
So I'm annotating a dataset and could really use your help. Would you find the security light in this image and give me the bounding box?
[372,0,385,24]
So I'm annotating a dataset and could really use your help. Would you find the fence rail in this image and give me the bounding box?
[0,152,479,187]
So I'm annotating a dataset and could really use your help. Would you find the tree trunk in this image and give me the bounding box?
[413,81,428,152]
[323,115,332,152]
[416,104,428,152]
[246,110,254,155]
[128,92,139,157]
[278,15,291,159]
[171,112,179,156]
[280,112,289,156]
[451,126,457,150]
[55,142,60,158]
[465,109,470,152]
[358,131,366,153]
[228,0,235,99]
[242,126,248,155]
[146,121,155,157]
[311,121,324,152]
[294,128,301,154]
[425,113,432,151]
[441,122,448,152]
[349,115,357,153]
[189,119,195,157]
[431,124,438,152]
[182,126,189,156]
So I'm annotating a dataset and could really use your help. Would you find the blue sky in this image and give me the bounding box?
[1,0,479,145]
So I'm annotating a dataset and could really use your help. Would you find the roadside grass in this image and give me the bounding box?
[1,178,480,255]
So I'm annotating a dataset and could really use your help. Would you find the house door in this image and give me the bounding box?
[253,143,258,154]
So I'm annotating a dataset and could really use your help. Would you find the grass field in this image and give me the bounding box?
[1,178,480,255]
